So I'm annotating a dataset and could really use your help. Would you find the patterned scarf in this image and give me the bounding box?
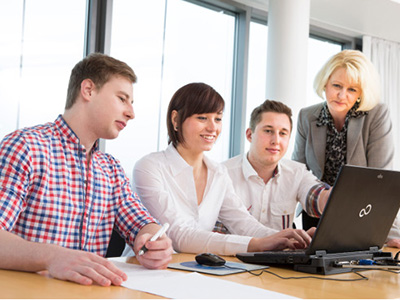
[316,102,368,185]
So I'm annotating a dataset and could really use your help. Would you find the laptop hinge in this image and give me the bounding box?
[315,250,327,257]
[369,246,380,252]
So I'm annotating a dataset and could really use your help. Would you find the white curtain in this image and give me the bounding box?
[363,35,400,170]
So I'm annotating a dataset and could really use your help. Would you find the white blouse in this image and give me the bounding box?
[133,144,276,255]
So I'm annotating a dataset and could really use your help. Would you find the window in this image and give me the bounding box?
[244,30,342,153]
[0,0,22,139]
[245,20,268,151]
[307,36,343,106]
[108,0,235,181]
[108,0,166,182]
[0,0,86,140]
[0,0,350,178]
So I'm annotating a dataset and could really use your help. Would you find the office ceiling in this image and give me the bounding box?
[310,0,400,43]
[240,0,400,43]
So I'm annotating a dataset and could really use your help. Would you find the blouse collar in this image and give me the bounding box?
[165,143,223,176]
[316,101,368,127]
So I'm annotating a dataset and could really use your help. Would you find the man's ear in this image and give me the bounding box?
[245,128,253,143]
[80,79,96,101]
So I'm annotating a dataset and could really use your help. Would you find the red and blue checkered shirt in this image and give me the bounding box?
[0,115,156,256]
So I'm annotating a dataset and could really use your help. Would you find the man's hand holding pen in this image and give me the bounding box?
[134,223,173,270]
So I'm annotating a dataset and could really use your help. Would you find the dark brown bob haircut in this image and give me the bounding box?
[249,99,292,132]
[65,53,137,109]
[167,82,225,147]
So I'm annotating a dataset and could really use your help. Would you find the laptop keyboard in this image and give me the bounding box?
[257,248,308,255]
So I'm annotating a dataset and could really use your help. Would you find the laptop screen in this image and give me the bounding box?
[307,165,400,254]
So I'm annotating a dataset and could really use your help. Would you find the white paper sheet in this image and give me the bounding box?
[112,261,297,299]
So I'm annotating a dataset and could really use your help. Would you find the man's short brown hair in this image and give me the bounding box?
[249,100,292,132]
[65,53,137,109]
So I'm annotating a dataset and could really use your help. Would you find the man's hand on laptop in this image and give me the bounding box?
[386,238,400,248]
[248,228,313,252]
[306,227,316,237]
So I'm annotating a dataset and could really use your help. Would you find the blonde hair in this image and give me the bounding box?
[314,50,381,111]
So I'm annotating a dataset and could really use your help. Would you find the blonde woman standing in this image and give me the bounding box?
[292,50,400,247]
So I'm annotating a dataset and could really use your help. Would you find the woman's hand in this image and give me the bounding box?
[248,228,313,252]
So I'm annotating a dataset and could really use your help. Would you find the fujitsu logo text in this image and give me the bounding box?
[359,204,372,218]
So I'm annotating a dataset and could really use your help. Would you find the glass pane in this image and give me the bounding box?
[109,0,166,182]
[160,0,234,162]
[307,37,342,106]
[245,20,268,152]
[0,0,86,139]
[0,0,22,139]
[109,0,235,181]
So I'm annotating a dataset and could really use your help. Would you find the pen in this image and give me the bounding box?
[138,223,170,256]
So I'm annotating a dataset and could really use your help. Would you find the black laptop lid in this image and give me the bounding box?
[307,165,400,254]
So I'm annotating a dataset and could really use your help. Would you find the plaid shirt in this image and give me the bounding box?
[0,115,156,256]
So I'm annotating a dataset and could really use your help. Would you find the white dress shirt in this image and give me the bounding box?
[133,144,276,256]
[223,154,324,231]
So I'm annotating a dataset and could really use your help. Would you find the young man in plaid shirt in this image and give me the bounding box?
[0,53,173,286]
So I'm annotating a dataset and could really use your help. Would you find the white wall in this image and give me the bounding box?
[310,0,400,43]
[234,0,400,43]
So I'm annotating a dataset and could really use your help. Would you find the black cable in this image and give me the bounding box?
[223,264,369,281]
[393,250,400,261]
[261,269,368,282]
[223,265,265,276]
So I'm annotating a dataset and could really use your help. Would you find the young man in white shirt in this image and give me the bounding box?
[218,100,331,233]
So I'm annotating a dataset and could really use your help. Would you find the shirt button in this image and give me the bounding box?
[262,209,266,213]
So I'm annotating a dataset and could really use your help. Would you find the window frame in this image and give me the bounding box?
[83,0,360,160]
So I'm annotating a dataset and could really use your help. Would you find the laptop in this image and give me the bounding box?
[236,165,400,274]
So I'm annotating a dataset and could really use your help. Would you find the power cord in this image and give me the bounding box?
[224,265,369,281]
[393,250,400,261]
[261,268,368,281]
[223,264,265,276]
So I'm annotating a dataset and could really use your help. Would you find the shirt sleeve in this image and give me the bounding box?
[386,209,400,241]
[0,132,31,230]
[296,164,330,218]
[110,157,158,248]
[292,108,307,164]
[217,175,279,239]
[366,103,394,169]
[304,183,330,218]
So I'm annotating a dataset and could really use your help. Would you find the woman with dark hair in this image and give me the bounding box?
[132,82,314,255]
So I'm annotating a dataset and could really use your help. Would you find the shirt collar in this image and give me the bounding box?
[55,115,99,152]
[242,152,280,180]
[242,153,259,179]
